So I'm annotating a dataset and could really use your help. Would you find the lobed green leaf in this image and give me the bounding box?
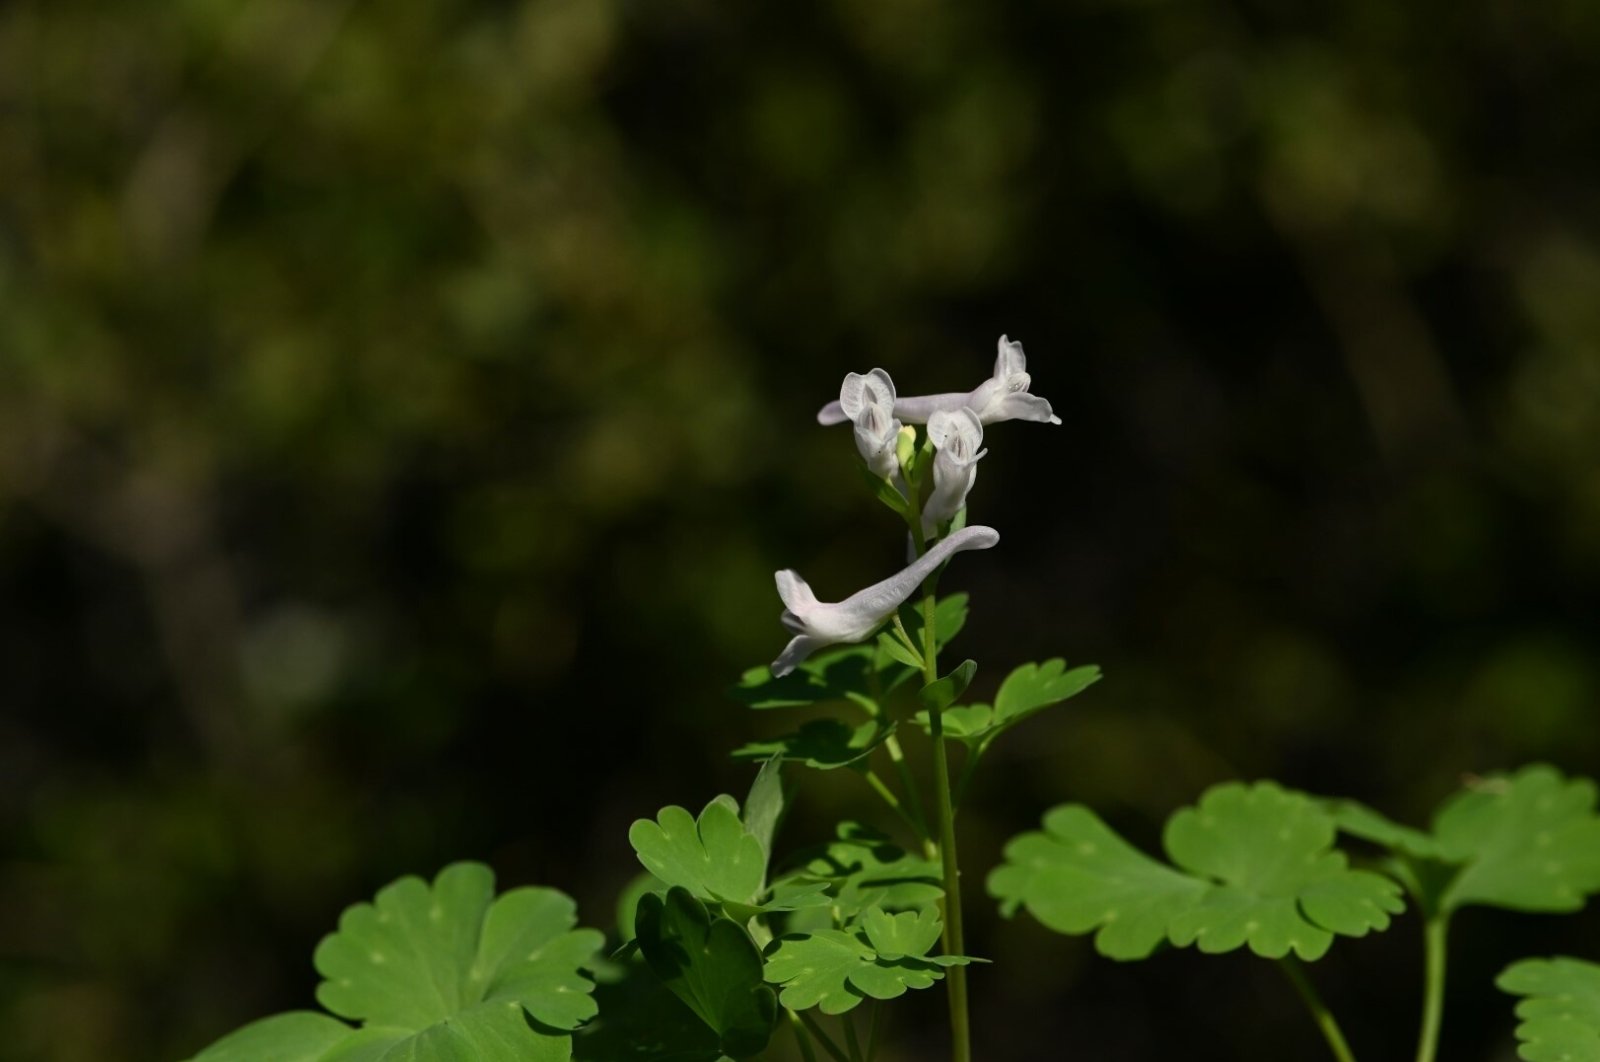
[1498,956,1600,1061]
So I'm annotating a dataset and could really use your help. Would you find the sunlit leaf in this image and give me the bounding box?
[314,862,602,1033]
[634,888,776,1059]
[1433,765,1600,913]
[860,908,942,961]
[629,797,766,907]
[188,1012,355,1062]
[993,660,1100,728]
[762,924,966,1016]
[742,756,785,869]
[919,660,977,713]
[1498,956,1600,1062]
[732,719,892,771]
[791,822,943,924]
[990,783,1404,962]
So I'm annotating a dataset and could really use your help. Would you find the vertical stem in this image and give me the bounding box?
[861,769,929,844]
[922,587,971,1062]
[843,1010,865,1062]
[796,1010,850,1062]
[881,734,932,841]
[788,1009,821,1062]
[866,1001,883,1061]
[1414,914,1449,1062]
[1279,958,1358,1062]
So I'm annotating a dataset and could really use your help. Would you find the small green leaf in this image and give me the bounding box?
[629,797,766,907]
[897,594,970,656]
[188,1012,355,1062]
[730,645,889,712]
[860,908,943,961]
[313,862,602,1034]
[574,954,725,1062]
[1323,799,1443,860]
[1433,765,1600,913]
[795,823,944,923]
[875,632,924,670]
[1498,956,1600,1062]
[988,805,1208,960]
[742,756,784,870]
[857,461,909,515]
[912,704,993,743]
[990,783,1405,962]
[732,719,892,771]
[993,660,1100,728]
[634,888,777,1058]
[763,930,951,1015]
[919,660,977,713]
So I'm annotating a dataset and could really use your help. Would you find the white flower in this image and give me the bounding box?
[842,368,903,484]
[770,525,1000,676]
[921,408,986,536]
[816,336,1061,427]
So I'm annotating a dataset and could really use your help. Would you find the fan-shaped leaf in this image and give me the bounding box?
[629,797,766,907]
[860,908,942,961]
[763,921,968,1016]
[1498,956,1600,1061]
[790,823,943,924]
[993,660,1101,728]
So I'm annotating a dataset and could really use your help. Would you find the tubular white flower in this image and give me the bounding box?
[770,525,1000,676]
[844,369,904,484]
[921,408,986,536]
[816,335,1061,427]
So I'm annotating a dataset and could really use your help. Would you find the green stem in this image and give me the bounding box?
[879,735,932,841]
[922,588,971,1062]
[861,769,928,844]
[1278,958,1357,1062]
[788,1009,821,1062]
[866,1001,883,1061]
[843,1010,864,1062]
[796,1010,850,1062]
[951,741,984,814]
[1415,914,1449,1062]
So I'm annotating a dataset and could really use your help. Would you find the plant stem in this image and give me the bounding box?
[860,768,928,843]
[922,587,971,1062]
[788,1009,821,1062]
[843,1010,864,1062]
[796,1010,850,1062]
[1278,958,1358,1062]
[1414,914,1449,1062]
[866,1001,883,1061]
[879,735,932,841]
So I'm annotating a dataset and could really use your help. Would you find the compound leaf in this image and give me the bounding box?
[860,908,942,961]
[792,823,943,924]
[990,783,1404,962]
[1433,765,1600,913]
[629,797,766,908]
[634,888,776,1058]
[1498,956,1600,1062]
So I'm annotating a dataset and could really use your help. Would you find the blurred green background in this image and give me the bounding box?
[3,0,1599,1059]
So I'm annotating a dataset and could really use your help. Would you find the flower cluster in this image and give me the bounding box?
[769,336,1058,676]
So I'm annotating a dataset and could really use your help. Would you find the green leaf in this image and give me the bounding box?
[614,872,667,944]
[1433,765,1600,913]
[634,888,777,1058]
[897,593,970,656]
[910,704,993,745]
[188,1012,356,1062]
[314,862,602,1033]
[574,955,727,1062]
[1498,956,1600,1062]
[857,461,908,515]
[794,823,943,923]
[732,719,892,771]
[992,660,1100,729]
[729,647,883,711]
[762,929,953,1015]
[742,756,784,870]
[1323,799,1443,860]
[989,783,1405,962]
[988,805,1208,961]
[919,660,977,713]
[629,797,766,907]
[875,631,924,669]
[860,908,942,961]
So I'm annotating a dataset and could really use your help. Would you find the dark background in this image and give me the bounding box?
[3,1,1598,1059]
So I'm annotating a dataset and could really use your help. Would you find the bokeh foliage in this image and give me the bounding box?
[1,0,1598,1059]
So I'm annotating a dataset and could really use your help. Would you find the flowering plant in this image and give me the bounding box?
[187,341,1600,1062]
